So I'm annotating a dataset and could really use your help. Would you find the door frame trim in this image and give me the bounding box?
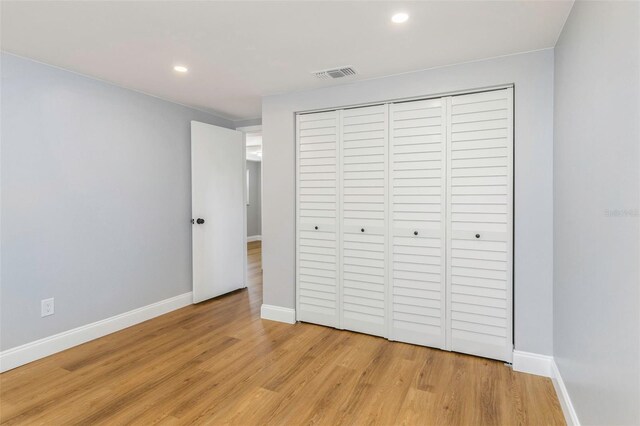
[295,84,514,116]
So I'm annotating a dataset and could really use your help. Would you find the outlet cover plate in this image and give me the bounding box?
[41,298,54,317]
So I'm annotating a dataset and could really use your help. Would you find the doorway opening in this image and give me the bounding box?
[239,125,263,292]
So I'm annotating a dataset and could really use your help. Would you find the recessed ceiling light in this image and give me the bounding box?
[391,12,409,24]
[173,65,188,73]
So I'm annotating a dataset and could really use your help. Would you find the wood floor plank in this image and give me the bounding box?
[0,241,565,425]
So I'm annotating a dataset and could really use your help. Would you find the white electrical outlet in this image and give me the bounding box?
[41,298,54,317]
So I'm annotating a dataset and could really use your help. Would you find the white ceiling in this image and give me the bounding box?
[1,1,573,121]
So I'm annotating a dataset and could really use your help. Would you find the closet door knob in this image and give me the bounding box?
[196,218,205,224]
[314,226,318,230]
[475,234,480,239]
[414,231,418,236]
[361,228,365,233]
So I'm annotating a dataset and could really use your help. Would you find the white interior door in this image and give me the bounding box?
[446,88,513,362]
[191,121,245,304]
[340,105,388,338]
[389,99,447,348]
[296,111,340,327]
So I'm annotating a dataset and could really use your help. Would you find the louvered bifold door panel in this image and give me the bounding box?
[389,99,446,348]
[340,105,388,337]
[446,88,513,362]
[296,111,339,327]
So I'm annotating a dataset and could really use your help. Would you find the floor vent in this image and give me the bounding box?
[313,66,357,80]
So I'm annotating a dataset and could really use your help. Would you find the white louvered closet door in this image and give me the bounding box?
[296,111,340,328]
[389,99,446,348]
[340,105,388,337]
[446,88,513,362]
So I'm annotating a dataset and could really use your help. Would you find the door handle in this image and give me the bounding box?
[197,218,205,224]
[475,233,480,239]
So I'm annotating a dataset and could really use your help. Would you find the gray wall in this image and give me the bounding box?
[246,160,261,237]
[553,2,640,425]
[262,49,555,355]
[0,53,235,350]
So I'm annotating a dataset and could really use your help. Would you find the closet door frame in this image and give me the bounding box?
[295,114,302,322]
[508,89,514,359]
[295,114,300,320]
[337,111,344,330]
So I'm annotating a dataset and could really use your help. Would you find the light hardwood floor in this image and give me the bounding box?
[0,241,564,425]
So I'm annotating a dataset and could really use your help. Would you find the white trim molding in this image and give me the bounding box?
[247,235,262,242]
[0,292,193,373]
[260,304,296,324]
[512,350,580,426]
[551,360,581,426]
[513,350,553,377]
[236,124,262,133]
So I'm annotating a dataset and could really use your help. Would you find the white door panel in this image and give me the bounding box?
[340,105,388,337]
[446,88,513,362]
[390,99,446,348]
[296,111,340,327]
[191,121,245,304]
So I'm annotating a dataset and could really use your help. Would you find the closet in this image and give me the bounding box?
[295,87,513,362]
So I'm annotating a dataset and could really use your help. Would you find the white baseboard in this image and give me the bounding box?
[260,304,296,324]
[512,350,553,377]
[551,359,581,426]
[0,292,193,373]
[512,350,580,426]
[247,235,262,242]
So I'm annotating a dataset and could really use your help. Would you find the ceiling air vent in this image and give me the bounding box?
[313,66,357,80]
